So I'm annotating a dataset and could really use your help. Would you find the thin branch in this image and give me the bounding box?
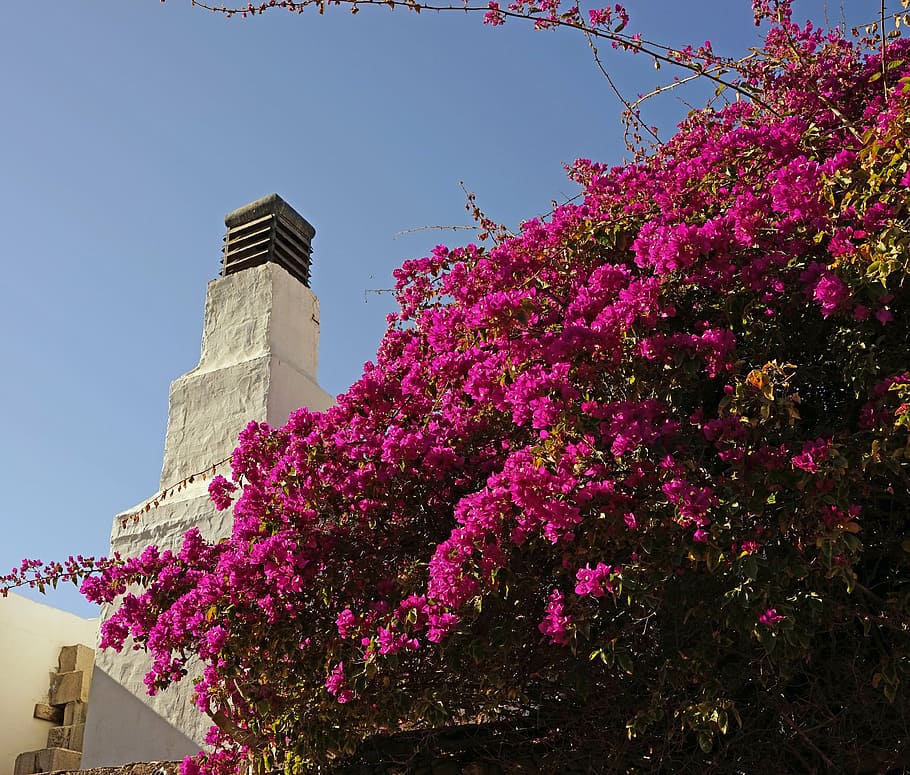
[0,566,110,594]
[189,0,778,114]
[117,455,234,529]
[364,287,395,302]
[393,225,477,238]
[881,0,888,97]
[779,712,837,771]
[582,28,662,151]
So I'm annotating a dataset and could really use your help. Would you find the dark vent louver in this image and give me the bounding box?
[222,193,315,287]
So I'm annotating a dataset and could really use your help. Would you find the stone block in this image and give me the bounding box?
[47,723,85,751]
[57,644,94,674]
[35,747,82,773]
[49,671,90,705]
[63,700,88,726]
[33,703,63,724]
[13,750,38,775]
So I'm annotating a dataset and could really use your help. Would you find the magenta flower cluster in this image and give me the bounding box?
[4,3,909,772]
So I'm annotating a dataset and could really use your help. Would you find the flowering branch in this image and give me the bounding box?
[186,0,778,115]
[7,4,910,774]
[0,555,121,597]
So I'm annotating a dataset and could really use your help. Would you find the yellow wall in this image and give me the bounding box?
[0,592,96,775]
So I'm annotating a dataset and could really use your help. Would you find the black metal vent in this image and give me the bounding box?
[222,193,315,287]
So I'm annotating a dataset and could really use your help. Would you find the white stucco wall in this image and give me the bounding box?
[159,262,333,489]
[83,261,335,766]
[79,666,199,768]
[0,592,97,775]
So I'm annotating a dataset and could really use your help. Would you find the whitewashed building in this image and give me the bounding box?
[81,195,334,767]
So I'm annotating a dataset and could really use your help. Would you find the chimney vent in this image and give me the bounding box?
[222,193,315,286]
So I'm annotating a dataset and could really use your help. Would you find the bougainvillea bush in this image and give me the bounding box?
[5,1,910,773]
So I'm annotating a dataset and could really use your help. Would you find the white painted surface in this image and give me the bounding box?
[83,261,335,766]
[79,666,199,768]
[88,487,235,755]
[0,592,97,775]
[160,262,333,488]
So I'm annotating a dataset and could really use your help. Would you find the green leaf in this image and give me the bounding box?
[716,708,729,735]
[616,650,633,674]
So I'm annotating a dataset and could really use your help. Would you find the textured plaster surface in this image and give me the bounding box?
[87,489,234,756]
[160,263,333,487]
[83,262,335,766]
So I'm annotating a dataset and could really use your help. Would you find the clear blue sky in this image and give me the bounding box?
[0,0,894,615]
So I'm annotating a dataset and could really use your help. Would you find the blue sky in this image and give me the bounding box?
[0,0,896,615]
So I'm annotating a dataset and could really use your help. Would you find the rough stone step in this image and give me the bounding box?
[13,747,82,775]
[47,723,85,751]
[49,670,91,705]
[57,644,94,675]
[54,764,179,775]
[32,703,64,724]
[63,700,88,726]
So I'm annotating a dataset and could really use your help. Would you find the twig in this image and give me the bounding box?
[582,29,662,151]
[118,456,234,528]
[881,0,888,97]
[189,0,777,113]
[393,225,476,238]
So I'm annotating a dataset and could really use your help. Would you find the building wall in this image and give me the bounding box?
[79,667,199,768]
[0,592,97,775]
[83,261,334,766]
